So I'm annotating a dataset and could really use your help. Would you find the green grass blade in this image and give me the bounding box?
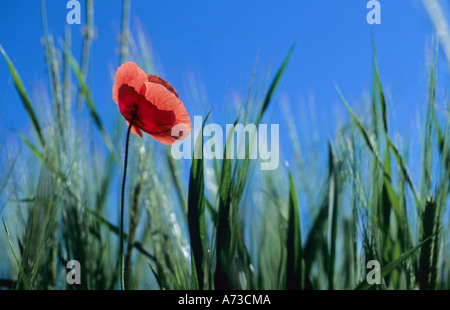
[304,195,328,273]
[336,83,421,213]
[83,207,156,262]
[356,230,439,290]
[68,54,118,162]
[119,0,130,65]
[76,0,94,110]
[286,171,304,290]
[63,25,71,120]
[373,43,388,133]
[2,218,34,290]
[17,133,44,162]
[47,36,64,136]
[381,146,393,231]
[214,119,237,289]
[373,48,398,270]
[148,262,164,290]
[327,142,338,290]
[382,174,404,231]
[0,45,45,146]
[187,115,209,290]
[419,198,437,289]
[384,135,421,212]
[166,150,188,213]
[243,52,258,124]
[335,83,383,165]
[257,44,295,124]
[190,252,199,290]
[419,50,437,207]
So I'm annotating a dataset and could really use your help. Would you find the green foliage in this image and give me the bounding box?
[0,45,45,146]
[188,115,209,290]
[0,1,449,291]
[286,171,304,290]
[3,219,33,290]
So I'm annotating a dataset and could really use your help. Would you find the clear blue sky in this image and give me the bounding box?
[0,1,447,166]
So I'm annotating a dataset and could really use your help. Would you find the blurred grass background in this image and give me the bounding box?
[0,0,449,290]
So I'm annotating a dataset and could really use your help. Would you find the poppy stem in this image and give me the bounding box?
[120,116,135,290]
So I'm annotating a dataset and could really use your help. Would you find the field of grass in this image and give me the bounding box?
[0,0,448,290]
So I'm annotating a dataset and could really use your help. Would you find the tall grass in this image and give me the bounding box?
[0,1,448,290]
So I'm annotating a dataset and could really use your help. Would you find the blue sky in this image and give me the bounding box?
[0,1,447,165]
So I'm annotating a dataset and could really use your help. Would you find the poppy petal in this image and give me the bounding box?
[147,75,179,98]
[118,83,180,141]
[143,81,184,112]
[142,81,192,139]
[113,62,148,105]
[148,122,192,145]
[113,62,192,144]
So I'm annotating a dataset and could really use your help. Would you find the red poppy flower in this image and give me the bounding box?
[113,62,191,145]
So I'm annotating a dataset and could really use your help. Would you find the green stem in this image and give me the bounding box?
[120,117,135,290]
